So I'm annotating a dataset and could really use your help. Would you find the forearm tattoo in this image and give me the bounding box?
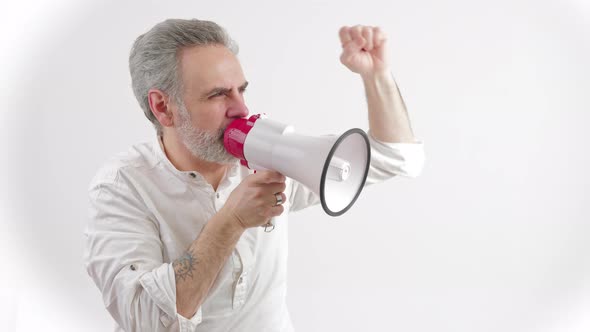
[173,250,196,283]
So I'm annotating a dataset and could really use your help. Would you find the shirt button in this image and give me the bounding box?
[190,173,196,178]
[216,193,220,199]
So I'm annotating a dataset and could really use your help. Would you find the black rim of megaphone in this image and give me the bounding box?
[320,128,371,217]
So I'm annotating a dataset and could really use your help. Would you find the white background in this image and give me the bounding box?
[1,0,589,331]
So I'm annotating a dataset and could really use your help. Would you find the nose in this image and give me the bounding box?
[226,91,249,118]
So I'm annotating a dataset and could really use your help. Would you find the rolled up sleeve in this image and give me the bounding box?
[84,169,202,332]
[288,130,425,212]
[365,129,425,183]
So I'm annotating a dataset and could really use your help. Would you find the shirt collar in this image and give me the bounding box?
[152,135,240,182]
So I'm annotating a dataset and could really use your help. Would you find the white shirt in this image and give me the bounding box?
[84,131,424,332]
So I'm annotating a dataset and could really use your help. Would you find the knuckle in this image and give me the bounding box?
[268,173,281,183]
[253,188,265,199]
[266,171,276,180]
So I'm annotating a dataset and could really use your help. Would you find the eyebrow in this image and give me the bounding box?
[202,81,249,99]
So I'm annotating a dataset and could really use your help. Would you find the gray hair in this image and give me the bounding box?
[129,19,238,134]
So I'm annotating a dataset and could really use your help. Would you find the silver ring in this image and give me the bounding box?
[274,193,283,206]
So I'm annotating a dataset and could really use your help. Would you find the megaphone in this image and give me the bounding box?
[224,114,370,217]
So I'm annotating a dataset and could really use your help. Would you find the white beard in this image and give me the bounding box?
[176,104,236,164]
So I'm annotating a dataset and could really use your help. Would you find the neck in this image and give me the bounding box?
[161,132,228,190]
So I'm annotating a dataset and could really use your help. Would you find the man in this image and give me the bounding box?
[85,19,424,332]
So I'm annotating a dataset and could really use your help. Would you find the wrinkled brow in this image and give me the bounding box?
[202,81,249,99]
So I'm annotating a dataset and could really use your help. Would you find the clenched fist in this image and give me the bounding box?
[339,25,390,77]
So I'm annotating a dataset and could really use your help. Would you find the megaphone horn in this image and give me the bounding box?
[224,114,370,216]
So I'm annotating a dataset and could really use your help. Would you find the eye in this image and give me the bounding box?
[210,91,226,99]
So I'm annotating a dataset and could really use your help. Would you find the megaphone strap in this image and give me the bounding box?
[263,221,275,233]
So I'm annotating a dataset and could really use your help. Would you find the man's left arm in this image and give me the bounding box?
[288,25,424,212]
[339,25,424,182]
[339,25,417,143]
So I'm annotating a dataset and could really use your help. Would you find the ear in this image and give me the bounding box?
[147,88,175,127]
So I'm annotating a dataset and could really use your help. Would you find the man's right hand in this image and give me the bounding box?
[220,170,287,230]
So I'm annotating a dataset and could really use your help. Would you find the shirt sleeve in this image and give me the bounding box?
[84,168,202,332]
[364,129,425,184]
[287,130,425,212]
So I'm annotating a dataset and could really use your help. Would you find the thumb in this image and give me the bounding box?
[340,40,364,65]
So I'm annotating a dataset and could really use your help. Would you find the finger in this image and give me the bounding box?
[350,25,365,49]
[373,26,387,48]
[268,192,287,207]
[338,26,352,46]
[341,41,358,58]
[262,182,287,197]
[340,43,359,66]
[268,204,285,218]
[252,170,286,184]
[362,26,373,51]
[341,31,363,57]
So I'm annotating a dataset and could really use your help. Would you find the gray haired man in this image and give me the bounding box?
[85,18,423,331]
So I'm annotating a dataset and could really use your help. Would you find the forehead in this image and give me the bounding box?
[178,45,244,92]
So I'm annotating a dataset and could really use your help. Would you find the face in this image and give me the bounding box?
[173,45,249,164]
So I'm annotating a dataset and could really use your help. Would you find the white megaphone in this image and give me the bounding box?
[224,114,370,217]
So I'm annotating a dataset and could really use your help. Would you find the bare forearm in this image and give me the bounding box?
[362,71,416,143]
[173,211,243,318]
[172,170,286,318]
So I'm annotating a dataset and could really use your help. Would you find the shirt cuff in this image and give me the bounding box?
[368,130,425,178]
[139,263,203,330]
